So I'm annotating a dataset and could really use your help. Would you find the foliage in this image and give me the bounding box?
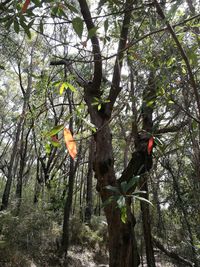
[70,215,107,250]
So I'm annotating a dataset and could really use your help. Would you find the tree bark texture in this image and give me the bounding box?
[93,119,140,267]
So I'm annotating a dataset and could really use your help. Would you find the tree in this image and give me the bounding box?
[0,0,200,266]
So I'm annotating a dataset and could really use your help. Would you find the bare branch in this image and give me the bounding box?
[155,120,189,135]
[78,0,102,90]
[105,0,134,117]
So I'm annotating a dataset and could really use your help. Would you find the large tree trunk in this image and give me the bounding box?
[92,117,140,267]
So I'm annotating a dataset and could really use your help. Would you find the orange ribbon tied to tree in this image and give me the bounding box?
[64,128,77,160]
[147,136,154,155]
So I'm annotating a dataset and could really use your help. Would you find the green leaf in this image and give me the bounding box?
[120,206,127,224]
[105,185,120,194]
[154,137,163,146]
[19,18,27,29]
[132,190,147,195]
[28,19,34,29]
[60,82,77,95]
[88,26,98,39]
[117,195,125,208]
[146,100,155,107]
[5,18,13,29]
[122,175,140,193]
[91,101,99,106]
[157,87,165,96]
[104,19,108,34]
[134,196,153,206]
[182,66,186,74]
[59,83,66,95]
[32,0,42,7]
[51,6,59,16]
[50,140,61,148]
[120,181,128,194]
[192,120,198,130]
[72,17,83,39]
[52,80,62,87]
[14,19,20,33]
[191,24,200,28]
[82,118,96,132]
[65,2,78,13]
[24,27,31,39]
[167,57,176,67]
[45,143,51,154]
[57,7,66,18]
[67,82,77,92]
[46,124,64,137]
[195,244,200,249]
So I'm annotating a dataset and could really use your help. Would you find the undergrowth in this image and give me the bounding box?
[0,202,108,267]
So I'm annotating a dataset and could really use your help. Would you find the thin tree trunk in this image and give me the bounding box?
[0,118,23,210]
[139,178,156,267]
[15,124,32,213]
[33,158,41,204]
[79,163,84,220]
[62,89,76,261]
[85,138,94,223]
[62,157,75,253]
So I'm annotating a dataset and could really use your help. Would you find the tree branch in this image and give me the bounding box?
[106,0,134,117]
[155,120,189,134]
[78,0,102,90]
[153,0,200,118]
[153,237,194,267]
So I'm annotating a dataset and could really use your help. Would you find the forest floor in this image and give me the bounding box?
[0,243,179,267]
[28,246,178,267]
[66,247,177,267]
